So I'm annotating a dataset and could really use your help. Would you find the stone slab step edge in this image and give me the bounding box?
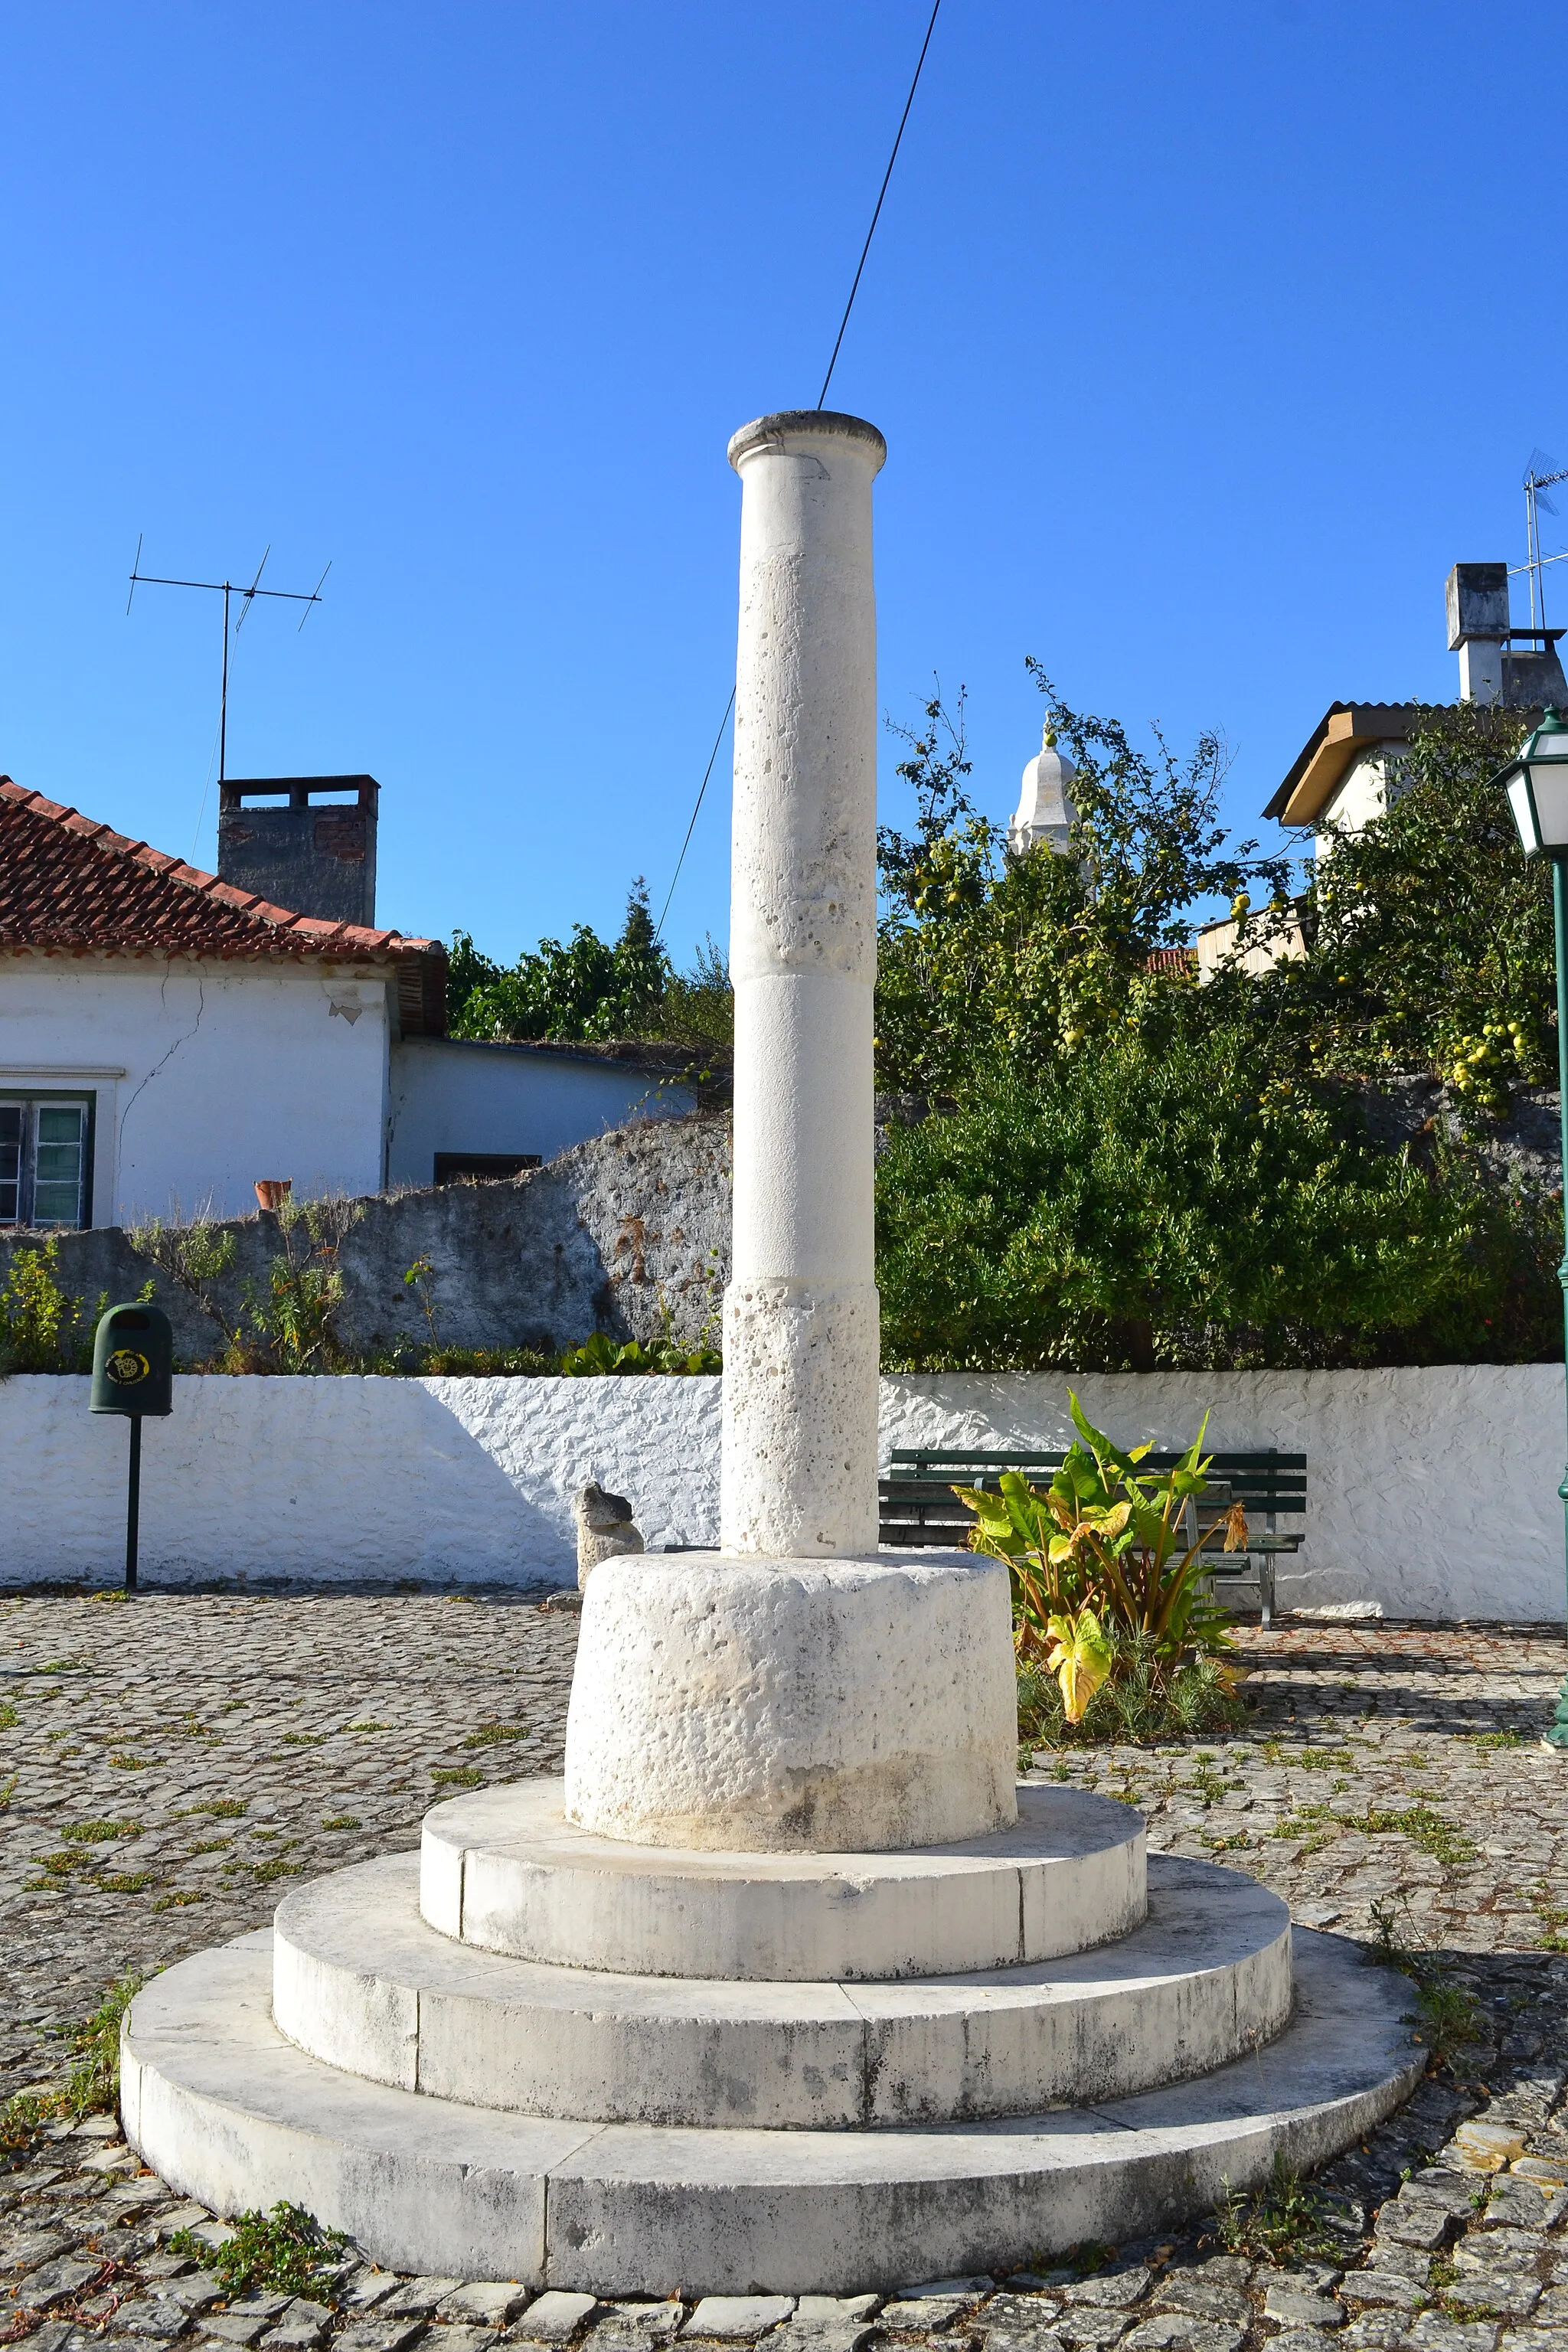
[122,1924,1424,2293]
[421,1779,1148,1980]
[275,1851,1292,2128]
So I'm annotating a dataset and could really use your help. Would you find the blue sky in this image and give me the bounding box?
[2,2,1563,965]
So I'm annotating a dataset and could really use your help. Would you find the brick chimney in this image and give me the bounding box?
[218,776,378,926]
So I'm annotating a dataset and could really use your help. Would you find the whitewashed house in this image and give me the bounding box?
[1194,561,1568,977]
[0,773,696,1230]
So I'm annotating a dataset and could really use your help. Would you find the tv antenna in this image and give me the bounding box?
[1521,452,1568,629]
[126,538,331,786]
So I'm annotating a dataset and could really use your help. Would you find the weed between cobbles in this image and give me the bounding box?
[168,2200,348,2300]
[1365,1893,1485,2064]
[1262,1797,1478,1873]
[0,1971,142,2154]
[1530,1880,1568,1953]
[1213,2150,1354,2264]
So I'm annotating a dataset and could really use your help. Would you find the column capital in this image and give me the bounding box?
[728,410,887,474]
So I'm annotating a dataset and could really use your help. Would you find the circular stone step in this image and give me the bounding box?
[273,1851,1292,2128]
[420,1779,1147,1979]
[124,1920,1421,2292]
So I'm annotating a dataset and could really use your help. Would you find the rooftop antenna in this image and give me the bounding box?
[1523,452,1568,629]
[126,537,332,792]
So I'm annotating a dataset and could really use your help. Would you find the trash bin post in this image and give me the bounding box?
[90,1304,174,1596]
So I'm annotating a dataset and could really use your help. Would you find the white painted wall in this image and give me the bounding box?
[1315,741,1408,861]
[881,1369,1568,1625]
[0,955,392,1224]
[386,1039,697,1190]
[0,1375,720,1588]
[3,1365,1565,1622]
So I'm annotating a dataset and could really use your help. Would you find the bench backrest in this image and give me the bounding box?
[884,1449,1306,1514]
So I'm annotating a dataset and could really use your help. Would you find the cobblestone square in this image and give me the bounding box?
[3,1594,1566,2352]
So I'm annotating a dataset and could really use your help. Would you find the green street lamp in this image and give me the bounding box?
[1493,704,1568,1748]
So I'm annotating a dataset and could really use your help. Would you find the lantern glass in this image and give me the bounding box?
[1527,755,1568,851]
[1497,708,1568,856]
[1508,769,1540,852]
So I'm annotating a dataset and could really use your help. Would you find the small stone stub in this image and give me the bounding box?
[574,1483,645,1592]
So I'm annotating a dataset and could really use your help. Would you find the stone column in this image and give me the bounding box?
[720,410,886,1560]
[560,410,1018,1854]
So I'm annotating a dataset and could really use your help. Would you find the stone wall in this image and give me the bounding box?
[3,1362,1564,1620]
[0,1113,732,1362]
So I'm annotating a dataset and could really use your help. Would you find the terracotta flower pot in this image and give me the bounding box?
[254,1179,293,1212]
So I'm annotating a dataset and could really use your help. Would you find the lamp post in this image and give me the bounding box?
[1493,704,1568,1748]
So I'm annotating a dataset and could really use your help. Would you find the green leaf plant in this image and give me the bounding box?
[956,1393,1244,1723]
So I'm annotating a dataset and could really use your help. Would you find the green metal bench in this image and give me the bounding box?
[878,1446,1307,1627]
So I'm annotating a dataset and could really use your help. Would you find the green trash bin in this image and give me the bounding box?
[90,1303,174,1419]
[90,1303,174,1590]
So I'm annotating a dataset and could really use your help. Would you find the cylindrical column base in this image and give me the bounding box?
[564,1551,1020,1852]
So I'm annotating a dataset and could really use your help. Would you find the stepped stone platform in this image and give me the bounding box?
[121,1775,1423,2291]
[420,1777,1148,1976]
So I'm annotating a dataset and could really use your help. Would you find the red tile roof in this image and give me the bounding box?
[0,777,447,1032]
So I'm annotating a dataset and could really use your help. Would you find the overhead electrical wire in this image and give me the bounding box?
[655,0,943,942]
[817,0,942,412]
[655,684,737,941]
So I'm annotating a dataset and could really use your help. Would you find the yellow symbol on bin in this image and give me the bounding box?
[106,1349,150,1385]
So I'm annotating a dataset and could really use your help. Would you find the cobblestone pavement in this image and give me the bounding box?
[4,1599,1568,2352]
[0,1589,577,2097]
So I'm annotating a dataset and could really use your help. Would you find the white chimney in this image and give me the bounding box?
[1008,724,1077,854]
[1447,562,1509,704]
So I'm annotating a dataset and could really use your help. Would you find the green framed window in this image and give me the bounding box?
[0,1096,92,1228]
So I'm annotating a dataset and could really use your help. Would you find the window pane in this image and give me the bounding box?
[0,1106,20,1223]
[32,1106,84,1227]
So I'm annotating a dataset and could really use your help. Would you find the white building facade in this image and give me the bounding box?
[1,778,695,1230]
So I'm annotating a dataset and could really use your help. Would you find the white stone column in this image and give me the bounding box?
[720,410,885,1560]
[561,410,1018,1854]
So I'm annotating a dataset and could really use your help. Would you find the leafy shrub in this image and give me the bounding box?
[957,1396,1245,1740]
[0,1239,101,1374]
[559,1329,721,1376]
[877,1033,1558,1371]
